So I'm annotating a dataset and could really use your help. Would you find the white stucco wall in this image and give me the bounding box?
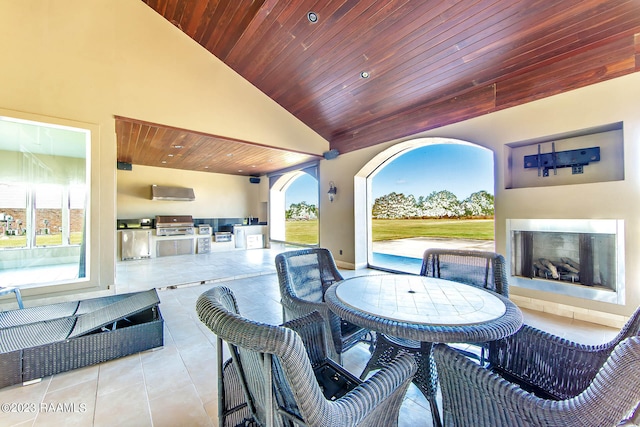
[0,0,328,297]
[117,165,259,219]
[321,72,640,318]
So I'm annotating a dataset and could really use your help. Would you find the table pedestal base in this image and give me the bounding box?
[361,334,441,427]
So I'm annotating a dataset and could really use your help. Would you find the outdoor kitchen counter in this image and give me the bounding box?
[117,230,205,259]
[118,225,266,260]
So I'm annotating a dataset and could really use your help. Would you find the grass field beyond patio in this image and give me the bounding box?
[285,218,494,244]
[285,220,319,245]
[372,218,494,241]
[0,232,83,248]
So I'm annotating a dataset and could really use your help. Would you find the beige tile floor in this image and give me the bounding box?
[0,248,619,426]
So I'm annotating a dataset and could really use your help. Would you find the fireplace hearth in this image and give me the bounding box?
[507,219,624,305]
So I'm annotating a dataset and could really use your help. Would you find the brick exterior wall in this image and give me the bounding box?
[1,208,84,235]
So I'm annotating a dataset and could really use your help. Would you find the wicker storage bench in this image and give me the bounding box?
[0,288,163,389]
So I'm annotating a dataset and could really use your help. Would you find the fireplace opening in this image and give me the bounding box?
[507,219,624,304]
[514,231,615,290]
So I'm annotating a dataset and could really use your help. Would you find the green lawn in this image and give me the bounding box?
[372,218,494,241]
[0,232,83,248]
[2,220,493,248]
[285,220,319,245]
[285,218,494,243]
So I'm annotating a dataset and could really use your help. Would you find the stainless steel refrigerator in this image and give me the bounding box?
[121,229,151,260]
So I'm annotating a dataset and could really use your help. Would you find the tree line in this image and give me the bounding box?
[372,190,494,219]
[286,190,494,220]
[286,202,318,220]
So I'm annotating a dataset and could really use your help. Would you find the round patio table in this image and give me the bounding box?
[325,274,523,427]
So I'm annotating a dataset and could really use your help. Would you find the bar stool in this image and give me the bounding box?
[0,286,24,309]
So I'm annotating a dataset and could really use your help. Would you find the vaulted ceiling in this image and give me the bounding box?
[125,0,640,175]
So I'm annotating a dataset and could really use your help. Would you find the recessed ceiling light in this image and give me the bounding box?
[168,154,174,157]
[172,145,183,149]
[307,12,318,23]
[226,153,233,157]
[161,160,167,164]
[360,71,370,79]
[238,169,243,173]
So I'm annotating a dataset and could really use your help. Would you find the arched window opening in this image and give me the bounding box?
[361,138,495,274]
[269,169,319,248]
[285,173,319,246]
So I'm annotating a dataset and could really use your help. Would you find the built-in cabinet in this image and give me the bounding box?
[156,238,193,257]
[234,226,245,249]
[197,237,211,254]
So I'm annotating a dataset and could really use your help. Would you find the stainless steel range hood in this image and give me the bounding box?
[151,185,195,201]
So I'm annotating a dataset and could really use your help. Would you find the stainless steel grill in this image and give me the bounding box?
[155,215,195,236]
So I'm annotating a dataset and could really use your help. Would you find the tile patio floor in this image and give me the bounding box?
[0,246,619,426]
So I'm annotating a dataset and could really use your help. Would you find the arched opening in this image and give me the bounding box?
[268,168,319,247]
[354,137,494,273]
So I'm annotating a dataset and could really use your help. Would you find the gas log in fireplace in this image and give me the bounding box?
[506,219,625,304]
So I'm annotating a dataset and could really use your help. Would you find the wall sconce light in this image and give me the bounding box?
[327,182,337,203]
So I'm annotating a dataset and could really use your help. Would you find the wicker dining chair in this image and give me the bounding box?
[486,304,640,401]
[434,334,640,426]
[420,248,508,296]
[275,248,373,363]
[196,286,417,427]
[421,248,509,362]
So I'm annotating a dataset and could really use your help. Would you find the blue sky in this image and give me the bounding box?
[372,144,494,200]
[286,173,319,207]
[285,144,494,206]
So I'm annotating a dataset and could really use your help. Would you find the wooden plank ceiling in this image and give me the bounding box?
[131,0,640,175]
[115,117,321,176]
